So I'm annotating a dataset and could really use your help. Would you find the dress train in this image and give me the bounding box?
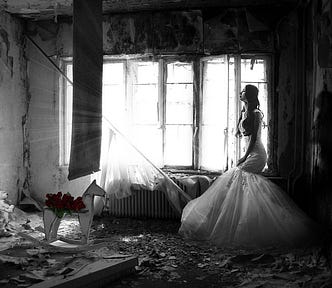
[179,111,318,249]
[179,167,318,249]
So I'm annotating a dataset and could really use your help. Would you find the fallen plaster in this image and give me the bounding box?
[0,208,137,287]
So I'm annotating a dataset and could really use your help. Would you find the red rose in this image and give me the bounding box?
[44,192,86,217]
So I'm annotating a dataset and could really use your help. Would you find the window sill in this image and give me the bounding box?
[163,167,283,177]
[163,168,220,180]
[163,168,287,190]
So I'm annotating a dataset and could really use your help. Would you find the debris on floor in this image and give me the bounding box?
[0,209,331,288]
[94,216,332,288]
[0,209,137,288]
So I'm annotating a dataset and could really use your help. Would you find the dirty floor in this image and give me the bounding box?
[0,209,331,288]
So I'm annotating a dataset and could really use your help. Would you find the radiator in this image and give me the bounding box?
[104,179,187,219]
[111,176,280,219]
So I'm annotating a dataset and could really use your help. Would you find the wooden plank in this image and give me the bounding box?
[29,257,138,288]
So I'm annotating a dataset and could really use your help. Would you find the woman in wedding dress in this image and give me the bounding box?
[179,84,318,249]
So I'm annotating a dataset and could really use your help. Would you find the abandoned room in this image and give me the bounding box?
[0,0,332,287]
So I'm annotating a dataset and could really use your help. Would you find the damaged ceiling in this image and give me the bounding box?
[1,0,298,20]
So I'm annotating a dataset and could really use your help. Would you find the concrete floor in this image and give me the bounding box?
[0,209,331,288]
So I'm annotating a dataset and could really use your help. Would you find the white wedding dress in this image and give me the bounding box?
[179,111,318,249]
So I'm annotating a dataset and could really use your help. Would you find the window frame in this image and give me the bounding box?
[59,53,276,175]
[162,57,196,169]
[59,57,73,167]
[239,53,275,175]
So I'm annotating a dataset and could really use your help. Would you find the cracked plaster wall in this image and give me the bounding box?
[307,0,332,226]
[0,11,27,204]
[26,21,90,204]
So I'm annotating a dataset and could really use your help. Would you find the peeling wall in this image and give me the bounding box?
[26,22,90,203]
[307,0,332,226]
[27,8,299,205]
[53,9,274,56]
[0,11,27,204]
[274,0,332,225]
[275,14,297,178]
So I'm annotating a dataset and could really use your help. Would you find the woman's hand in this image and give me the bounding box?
[237,156,247,166]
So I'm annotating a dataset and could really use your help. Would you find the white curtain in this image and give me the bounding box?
[93,122,191,215]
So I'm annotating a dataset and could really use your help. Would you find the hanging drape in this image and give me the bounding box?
[68,0,103,180]
[98,124,160,199]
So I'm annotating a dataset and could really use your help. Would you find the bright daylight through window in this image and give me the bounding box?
[59,55,270,173]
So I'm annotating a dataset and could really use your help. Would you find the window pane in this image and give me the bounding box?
[201,57,229,170]
[103,85,126,128]
[133,62,159,84]
[165,125,192,166]
[240,58,268,166]
[66,64,73,82]
[257,82,268,153]
[64,64,73,165]
[165,62,193,166]
[226,57,237,169]
[131,61,159,125]
[241,58,266,83]
[131,126,162,167]
[102,62,126,131]
[132,84,159,124]
[130,61,162,167]
[166,84,193,124]
[167,62,193,83]
[103,62,124,85]
[201,126,225,170]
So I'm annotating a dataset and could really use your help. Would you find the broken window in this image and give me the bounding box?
[60,55,271,173]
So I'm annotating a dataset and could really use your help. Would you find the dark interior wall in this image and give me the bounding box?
[45,8,274,57]
[274,13,297,179]
[276,0,332,226]
[306,0,332,227]
[276,7,311,213]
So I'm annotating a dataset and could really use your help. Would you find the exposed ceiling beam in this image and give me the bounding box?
[1,0,298,20]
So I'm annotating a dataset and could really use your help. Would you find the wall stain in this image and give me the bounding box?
[0,28,13,79]
[153,10,203,53]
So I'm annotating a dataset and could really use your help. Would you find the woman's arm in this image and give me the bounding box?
[237,111,260,166]
[235,107,245,137]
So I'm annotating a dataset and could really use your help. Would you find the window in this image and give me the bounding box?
[165,62,194,167]
[201,56,233,171]
[60,55,271,173]
[128,61,162,166]
[200,55,270,171]
[59,59,73,166]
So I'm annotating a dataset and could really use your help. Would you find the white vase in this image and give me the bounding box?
[43,208,62,242]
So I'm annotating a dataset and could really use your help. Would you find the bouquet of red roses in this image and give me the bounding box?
[45,192,86,218]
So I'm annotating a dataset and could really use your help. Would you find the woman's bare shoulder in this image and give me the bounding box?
[253,109,263,119]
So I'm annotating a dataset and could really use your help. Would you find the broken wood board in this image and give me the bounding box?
[29,256,138,288]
